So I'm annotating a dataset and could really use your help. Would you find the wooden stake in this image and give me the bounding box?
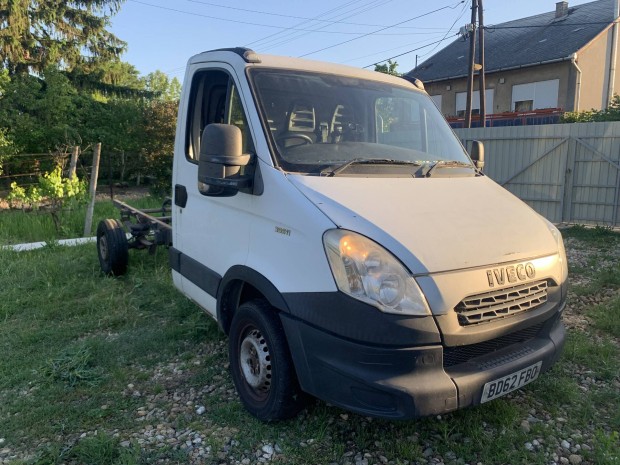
[84,143,101,237]
[69,146,79,180]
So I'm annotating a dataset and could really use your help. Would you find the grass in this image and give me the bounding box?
[0,224,618,464]
[0,194,163,244]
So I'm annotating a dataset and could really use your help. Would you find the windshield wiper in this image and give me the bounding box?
[419,160,473,178]
[322,158,422,177]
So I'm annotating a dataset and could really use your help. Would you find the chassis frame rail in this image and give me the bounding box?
[113,198,172,252]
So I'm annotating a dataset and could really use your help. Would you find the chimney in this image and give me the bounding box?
[556,1,569,18]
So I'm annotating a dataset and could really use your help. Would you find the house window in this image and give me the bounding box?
[514,100,534,112]
[456,109,482,117]
[455,89,494,117]
[511,79,559,111]
[430,94,442,111]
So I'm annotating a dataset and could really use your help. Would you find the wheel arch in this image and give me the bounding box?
[217,265,290,334]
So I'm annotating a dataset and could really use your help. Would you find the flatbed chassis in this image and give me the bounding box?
[96,198,172,276]
[113,198,173,252]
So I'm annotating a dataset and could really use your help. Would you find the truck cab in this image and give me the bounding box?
[167,48,567,420]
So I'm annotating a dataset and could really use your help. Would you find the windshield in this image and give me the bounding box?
[250,69,471,175]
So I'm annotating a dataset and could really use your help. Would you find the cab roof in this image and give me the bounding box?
[187,47,418,89]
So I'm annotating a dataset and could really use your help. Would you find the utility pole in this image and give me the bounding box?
[478,0,486,127]
[607,0,619,105]
[464,0,478,128]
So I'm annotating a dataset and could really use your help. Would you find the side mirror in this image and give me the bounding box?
[470,140,485,171]
[198,124,252,197]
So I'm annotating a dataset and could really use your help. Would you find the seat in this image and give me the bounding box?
[277,102,317,147]
[330,104,363,142]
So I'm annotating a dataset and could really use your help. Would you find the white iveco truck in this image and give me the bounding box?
[96,48,567,421]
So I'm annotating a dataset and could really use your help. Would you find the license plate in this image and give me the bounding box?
[480,361,542,403]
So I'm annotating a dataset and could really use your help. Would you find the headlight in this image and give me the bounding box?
[543,219,568,280]
[323,229,430,316]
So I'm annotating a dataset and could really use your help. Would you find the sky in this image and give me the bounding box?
[109,0,595,80]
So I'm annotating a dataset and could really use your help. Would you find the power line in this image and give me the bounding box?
[127,0,378,33]
[247,0,389,50]
[257,0,396,50]
[341,32,448,64]
[363,35,459,68]
[180,0,443,30]
[128,0,438,37]
[298,1,465,58]
[417,0,469,59]
[359,0,468,68]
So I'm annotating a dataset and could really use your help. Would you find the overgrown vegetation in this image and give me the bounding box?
[0,195,162,243]
[561,94,620,123]
[0,0,180,197]
[7,164,87,231]
[0,224,617,465]
[0,66,179,195]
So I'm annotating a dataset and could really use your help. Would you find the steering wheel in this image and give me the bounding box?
[276,134,314,146]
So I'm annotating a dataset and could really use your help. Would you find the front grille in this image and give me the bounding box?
[455,280,549,326]
[443,322,544,368]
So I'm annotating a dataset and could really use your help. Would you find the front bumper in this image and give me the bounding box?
[280,293,565,419]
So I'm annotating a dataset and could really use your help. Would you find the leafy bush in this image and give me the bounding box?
[7,164,86,230]
[562,94,620,123]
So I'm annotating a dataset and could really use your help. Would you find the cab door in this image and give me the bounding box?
[171,63,256,316]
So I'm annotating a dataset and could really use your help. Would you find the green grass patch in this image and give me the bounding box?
[590,295,620,338]
[0,244,215,447]
[0,195,163,244]
[561,225,620,243]
[525,365,580,409]
[591,430,620,465]
[563,331,620,380]
[44,343,103,387]
[0,224,618,464]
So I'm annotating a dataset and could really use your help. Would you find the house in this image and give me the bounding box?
[408,0,620,123]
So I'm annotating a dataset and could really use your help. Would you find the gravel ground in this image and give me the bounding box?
[1,233,618,465]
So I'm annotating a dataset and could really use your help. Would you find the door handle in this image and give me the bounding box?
[174,184,188,208]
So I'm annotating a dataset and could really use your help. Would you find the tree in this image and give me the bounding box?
[374,60,401,77]
[140,98,178,194]
[0,67,80,152]
[67,59,149,99]
[143,70,182,101]
[0,0,126,75]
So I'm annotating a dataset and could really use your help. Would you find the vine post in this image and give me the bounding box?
[69,146,79,180]
[83,143,102,236]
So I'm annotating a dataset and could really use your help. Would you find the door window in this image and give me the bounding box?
[185,70,255,161]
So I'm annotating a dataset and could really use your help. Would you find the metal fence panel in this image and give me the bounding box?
[455,122,620,227]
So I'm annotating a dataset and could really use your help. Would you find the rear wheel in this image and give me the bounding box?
[97,219,129,276]
[229,299,307,421]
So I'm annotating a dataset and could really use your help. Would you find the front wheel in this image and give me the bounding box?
[229,299,307,421]
[97,219,129,276]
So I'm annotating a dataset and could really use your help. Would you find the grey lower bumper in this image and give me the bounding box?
[280,294,565,419]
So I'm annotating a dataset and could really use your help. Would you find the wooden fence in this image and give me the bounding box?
[454,122,620,227]
[0,149,144,192]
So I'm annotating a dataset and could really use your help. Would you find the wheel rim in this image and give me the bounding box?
[99,235,109,261]
[239,327,272,400]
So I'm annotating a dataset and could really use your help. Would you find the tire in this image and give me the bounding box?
[229,299,307,421]
[97,219,129,276]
